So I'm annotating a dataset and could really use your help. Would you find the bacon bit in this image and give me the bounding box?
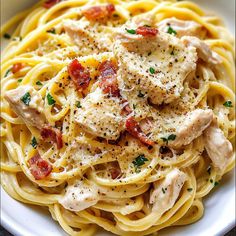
[12,63,23,74]
[28,153,52,180]
[43,0,60,9]
[83,4,115,21]
[109,167,121,179]
[41,125,63,149]
[125,116,154,146]
[120,100,132,116]
[136,26,158,37]
[98,60,120,97]
[68,59,91,91]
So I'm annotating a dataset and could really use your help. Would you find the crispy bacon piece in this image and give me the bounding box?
[98,60,120,97]
[83,4,115,21]
[41,125,63,149]
[68,59,91,91]
[125,116,154,146]
[28,153,52,180]
[12,63,23,74]
[43,0,60,9]
[120,100,132,116]
[109,167,122,179]
[136,26,158,37]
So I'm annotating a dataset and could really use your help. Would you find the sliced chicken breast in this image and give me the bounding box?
[114,26,197,105]
[204,118,233,173]
[150,169,186,213]
[75,88,124,140]
[169,109,213,149]
[59,180,99,211]
[63,19,112,55]
[4,85,46,129]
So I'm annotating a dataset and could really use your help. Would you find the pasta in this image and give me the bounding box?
[1,0,235,235]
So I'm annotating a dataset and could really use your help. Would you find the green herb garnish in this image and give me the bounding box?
[214,181,219,187]
[210,179,214,183]
[36,81,43,86]
[47,28,56,34]
[76,101,82,108]
[167,26,177,35]
[30,137,38,148]
[187,188,193,192]
[4,69,11,77]
[3,33,11,39]
[126,28,136,34]
[21,92,31,106]
[149,67,155,74]
[162,188,166,194]
[132,154,148,172]
[223,100,233,108]
[138,91,145,98]
[18,79,23,83]
[47,93,55,105]
[161,134,176,143]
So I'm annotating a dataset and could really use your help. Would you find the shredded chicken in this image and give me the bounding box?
[150,169,186,213]
[169,109,213,149]
[204,118,233,173]
[157,18,205,38]
[4,85,46,129]
[181,36,221,64]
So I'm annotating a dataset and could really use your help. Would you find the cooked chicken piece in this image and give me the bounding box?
[63,19,112,54]
[59,180,99,211]
[169,109,213,149]
[114,27,197,105]
[157,18,205,38]
[150,169,186,213]
[75,88,124,140]
[4,85,46,129]
[204,118,233,173]
[181,36,221,64]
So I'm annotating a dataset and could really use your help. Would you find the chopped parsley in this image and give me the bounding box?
[47,93,55,105]
[47,28,56,34]
[167,26,177,35]
[187,188,193,192]
[137,90,145,97]
[161,134,176,143]
[21,92,31,106]
[18,79,23,83]
[132,154,148,172]
[162,188,166,194]
[126,28,136,34]
[149,67,155,74]
[209,179,214,183]
[3,33,11,39]
[214,181,219,187]
[30,137,38,148]
[4,69,11,77]
[36,81,43,86]
[133,104,136,110]
[223,100,233,108]
[76,101,82,108]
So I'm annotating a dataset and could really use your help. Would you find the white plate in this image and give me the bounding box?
[1,0,235,235]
